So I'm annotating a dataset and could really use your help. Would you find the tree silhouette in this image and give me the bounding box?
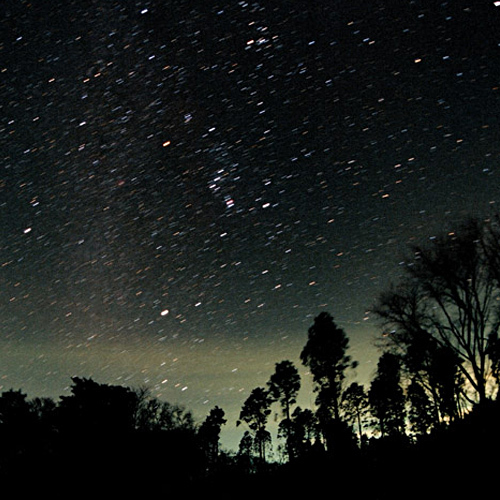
[133,386,195,432]
[282,406,320,459]
[369,353,406,438]
[341,382,369,446]
[0,389,33,427]
[486,332,500,399]
[58,377,138,433]
[267,360,301,421]
[267,360,301,461]
[0,389,37,471]
[300,312,357,450]
[237,430,255,473]
[428,345,465,420]
[407,380,435,436]
[237,387,272,464]
[198,406,227,466]
[388,321,465,425]
[30,396,57,424]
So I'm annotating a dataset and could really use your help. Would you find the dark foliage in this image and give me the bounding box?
[0,379,203,496]
[0,379,498,496]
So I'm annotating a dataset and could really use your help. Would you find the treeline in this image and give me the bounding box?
[235,217,500,464]
[0,377,228,494]
[2,215,500,495]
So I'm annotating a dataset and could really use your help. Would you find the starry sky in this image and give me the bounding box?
[2,0,500,449]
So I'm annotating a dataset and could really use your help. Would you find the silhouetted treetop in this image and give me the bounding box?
[237,387,272,463]
[301,312,357,422]
[267,360,301,419]
[57,377,139,433]
[199,406,227,465]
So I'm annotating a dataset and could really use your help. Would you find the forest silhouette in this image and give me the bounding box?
[2,216,500,497]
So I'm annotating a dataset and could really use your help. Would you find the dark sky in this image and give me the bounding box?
[2,0,500,448]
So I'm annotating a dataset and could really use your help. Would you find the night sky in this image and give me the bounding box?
[2,0,500,449]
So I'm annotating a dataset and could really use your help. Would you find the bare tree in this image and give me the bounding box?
[374,219,500,407]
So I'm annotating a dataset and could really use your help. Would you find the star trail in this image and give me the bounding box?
[2,0,500,447]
